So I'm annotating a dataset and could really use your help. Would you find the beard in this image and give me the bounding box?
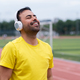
[30,20,40,32]
[23,24,40,35]
[30,25,40,32]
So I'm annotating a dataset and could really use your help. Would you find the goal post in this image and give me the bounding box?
[37,21,53,49]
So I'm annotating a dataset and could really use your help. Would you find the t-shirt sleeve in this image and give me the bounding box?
[48,45,54,68]
[0,42,16,69]
[49,52,54,68]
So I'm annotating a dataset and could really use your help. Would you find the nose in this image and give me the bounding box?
[32,15,37,20]
[33,17,36,21]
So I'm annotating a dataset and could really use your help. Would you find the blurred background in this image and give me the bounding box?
[0,0,80,61]
[0,0,80,59]
[0,0,80,79]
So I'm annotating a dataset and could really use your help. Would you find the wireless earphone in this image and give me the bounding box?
[14,21,23,31]
[14,12,23,31]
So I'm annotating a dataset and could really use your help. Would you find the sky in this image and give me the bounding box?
[0,0,80,22]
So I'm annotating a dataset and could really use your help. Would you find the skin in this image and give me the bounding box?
[20,10,40,45]
[0,10,53,80]
[0,66,12,80]
[47,68,53,80]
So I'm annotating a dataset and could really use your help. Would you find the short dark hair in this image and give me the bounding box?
[16,7,31,21]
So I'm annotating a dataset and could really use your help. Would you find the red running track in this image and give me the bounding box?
[0,48,80,80]
[53,58,80,80]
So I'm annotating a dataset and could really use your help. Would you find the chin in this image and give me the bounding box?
[35,29,40,32]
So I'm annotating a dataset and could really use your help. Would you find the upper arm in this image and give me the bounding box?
[47,68,53,80]
[0,66,13,80]
[0,42,16,69]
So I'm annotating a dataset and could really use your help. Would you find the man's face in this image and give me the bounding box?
[19,10,40,33]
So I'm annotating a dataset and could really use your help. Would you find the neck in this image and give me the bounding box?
[21,33,38,46]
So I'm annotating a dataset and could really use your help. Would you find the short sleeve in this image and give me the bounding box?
[49,52,54,68]
[48,46,54,68]
[0,42,16,69]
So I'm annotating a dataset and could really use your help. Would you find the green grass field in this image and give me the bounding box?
[43,38,80,62]
[53,38,80,54]
[0,39,12,48]
[0,37,80,61]
[52,38,80,61]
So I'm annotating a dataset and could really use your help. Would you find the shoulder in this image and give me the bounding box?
[12,36,22,44]
[2,37,22,52]
[37,38,52,49]
[37,38,53,58]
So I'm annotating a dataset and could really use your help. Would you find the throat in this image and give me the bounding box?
[22,35,38,46]
[26,38,38,46]
[21,31,38,45]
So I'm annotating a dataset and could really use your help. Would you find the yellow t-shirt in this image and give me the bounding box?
[0,37,54,80]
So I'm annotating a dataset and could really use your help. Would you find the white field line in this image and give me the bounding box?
[53,75,67,80]
[54,58,80,64]
[55,51,80,57]
[54,68,80,76]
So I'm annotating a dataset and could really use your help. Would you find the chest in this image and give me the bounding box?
[14,46,51,71]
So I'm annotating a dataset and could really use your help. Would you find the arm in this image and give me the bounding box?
[47,68,53,80]
[0,66,13,80]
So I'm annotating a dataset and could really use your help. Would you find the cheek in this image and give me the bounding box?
[22,21,29,26]
[22,19,30,25]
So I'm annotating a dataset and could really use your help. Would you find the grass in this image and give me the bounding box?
[0,37,80,62]
[53,38,80,55]
[0,39,12,48]
[43,38,80,62]
[53,52,80,62]
[52,38,80,62]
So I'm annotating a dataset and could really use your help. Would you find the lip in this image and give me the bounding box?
[33,22,39,26]
[30,21,39,25]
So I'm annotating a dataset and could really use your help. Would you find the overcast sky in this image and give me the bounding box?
[0,0,80,22]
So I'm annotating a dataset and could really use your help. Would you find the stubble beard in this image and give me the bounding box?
[23,24,40,36]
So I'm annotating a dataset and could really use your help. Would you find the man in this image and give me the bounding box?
[0,7,54,80]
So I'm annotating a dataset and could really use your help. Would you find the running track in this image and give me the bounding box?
[53,58,80,80]
[0,48,80,80]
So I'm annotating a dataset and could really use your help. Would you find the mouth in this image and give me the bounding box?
[30,21,39,27]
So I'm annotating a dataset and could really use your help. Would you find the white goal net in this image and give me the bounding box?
[37,21,53,49]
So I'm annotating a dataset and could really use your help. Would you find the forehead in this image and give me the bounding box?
[20,10,34,18]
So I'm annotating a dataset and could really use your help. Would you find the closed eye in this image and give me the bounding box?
[26,15,37,19]
[26,15,31,19]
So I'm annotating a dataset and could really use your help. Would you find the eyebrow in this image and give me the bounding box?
[26,15,36,17]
